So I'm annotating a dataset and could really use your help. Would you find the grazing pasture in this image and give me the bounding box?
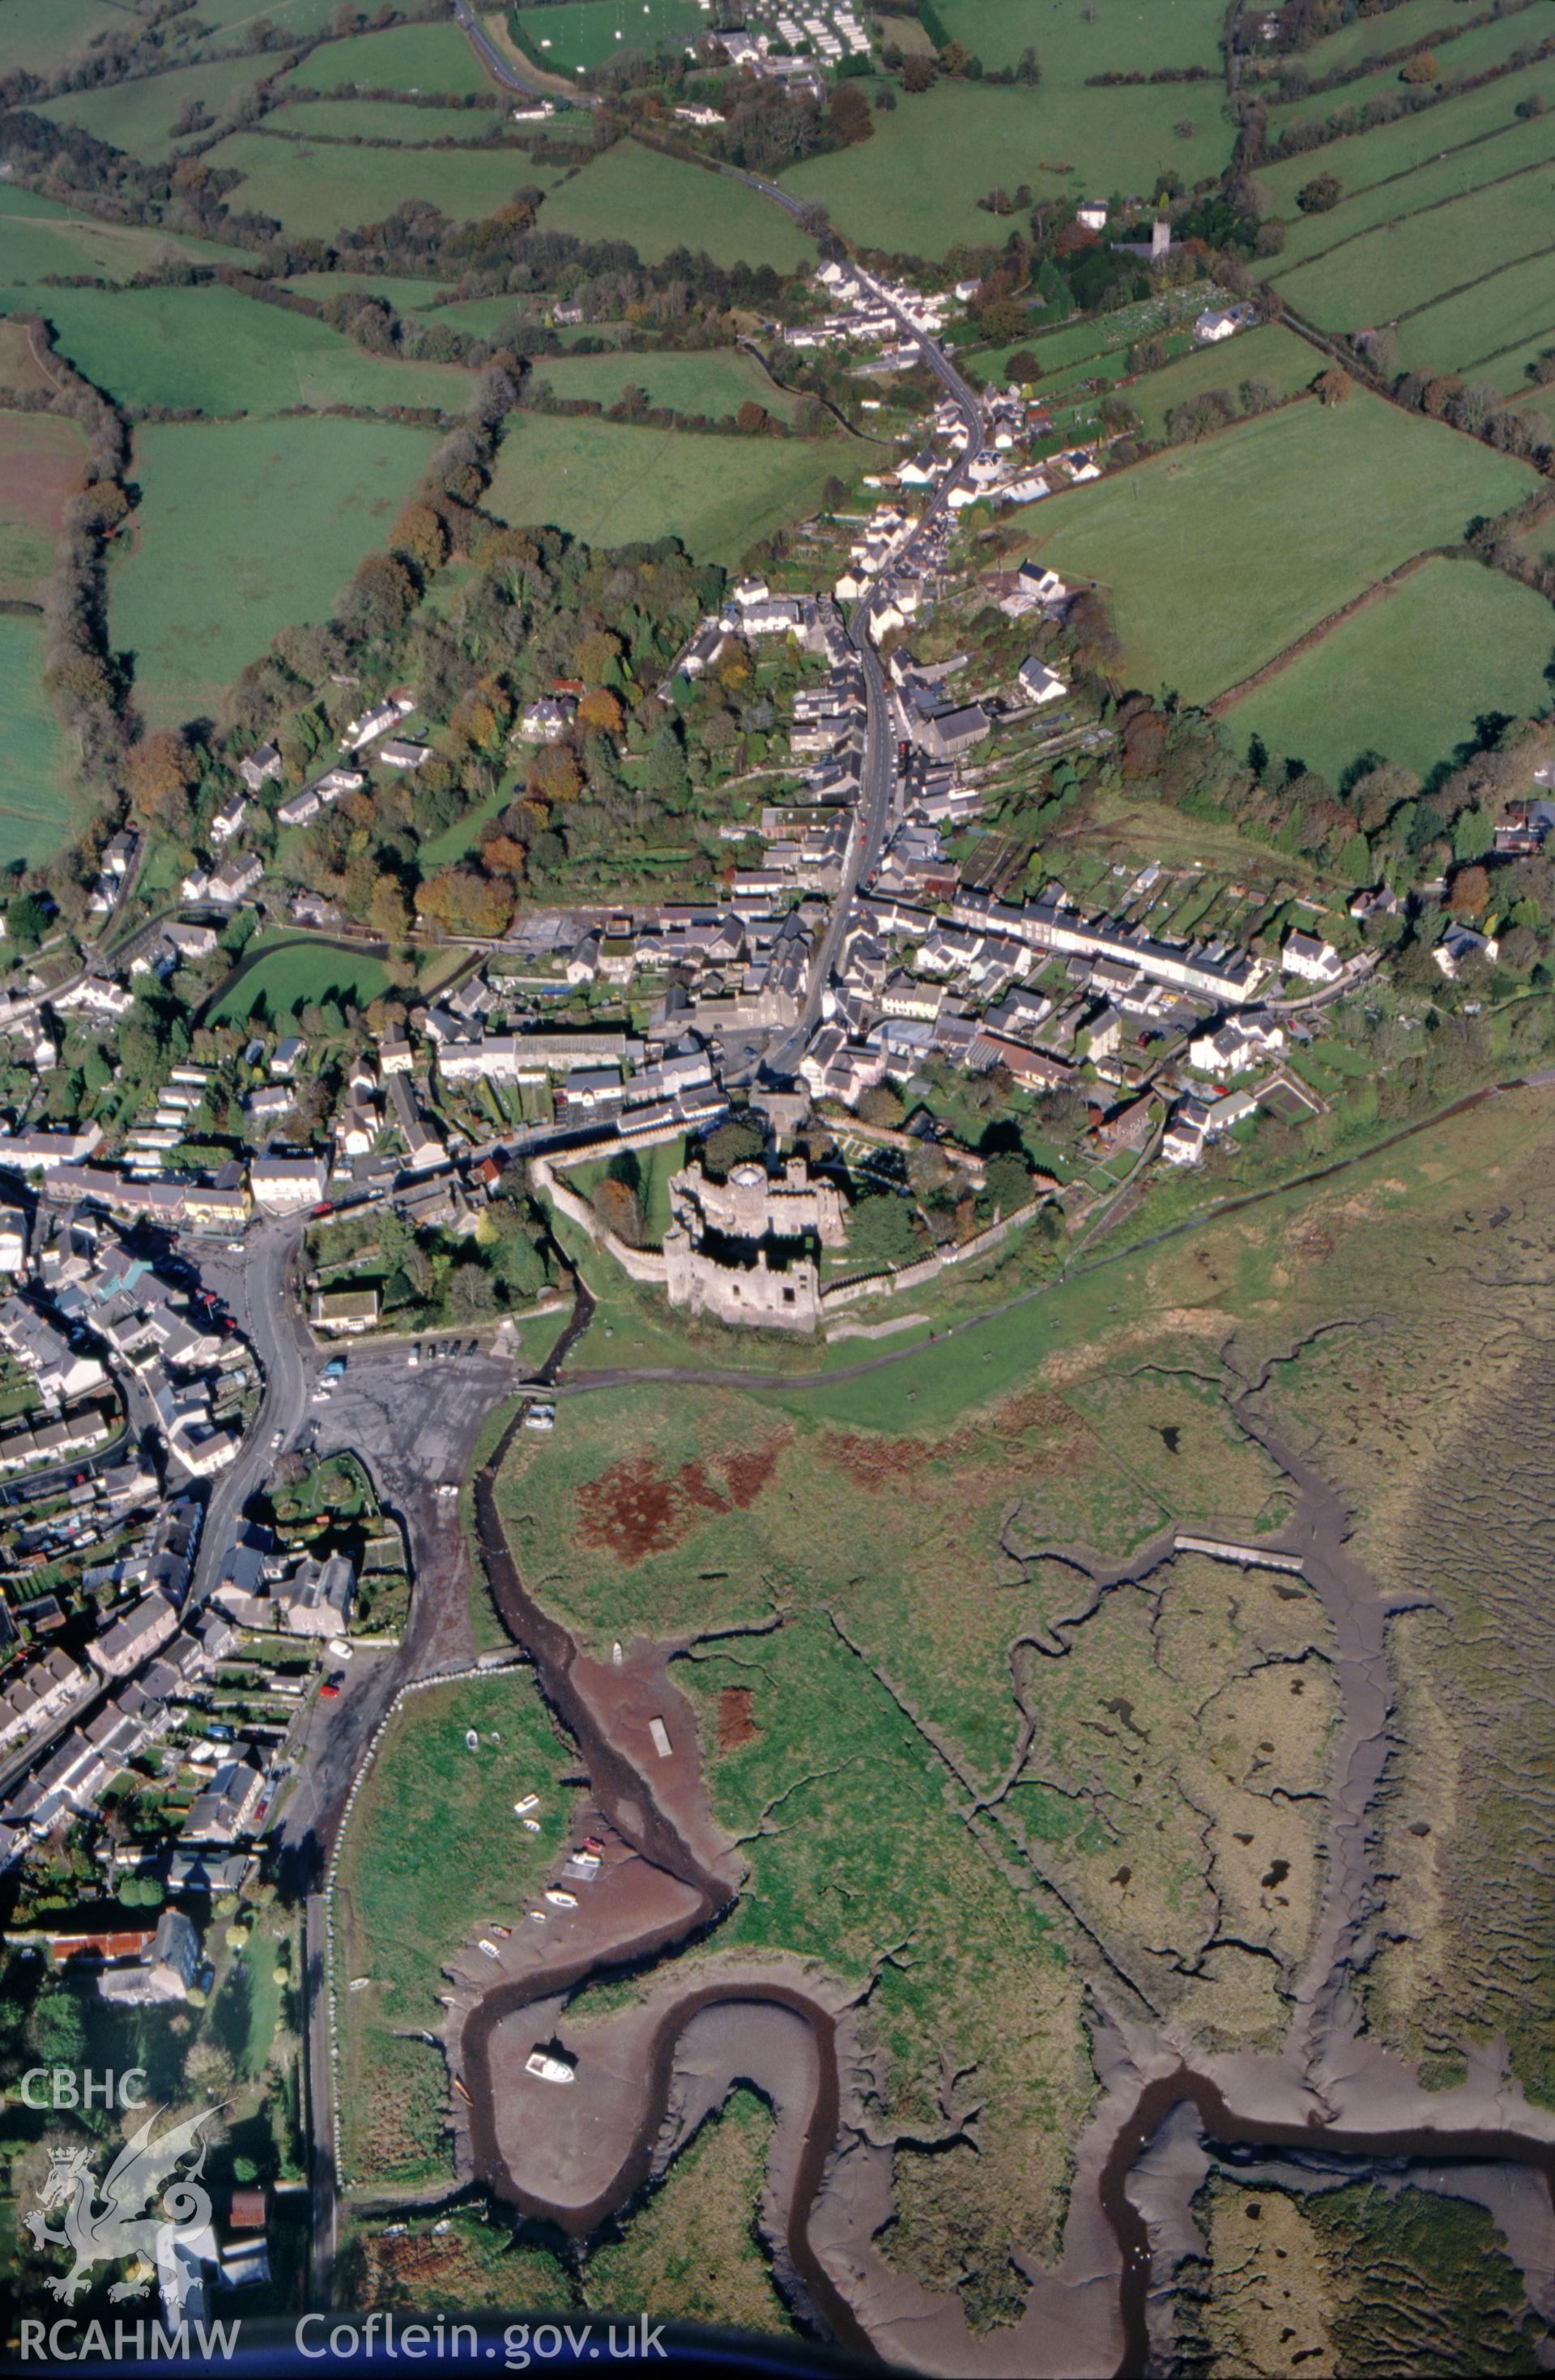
[1263,4,1545,129]
[269,96,507,143]
[1394,248,1555,381]
[13,283,474,419]
[1021,390,1541,703]
[508,0,708,75]
[0,615,67,868]
[486,410,860,564]
[279,270,458,310]
[936,0,1225,79]
[1259,68,1555,250]
[1250,0,1455,83]
[0,186,232,287]
[0,614,66,866]
[113,417,435,730]
[0,0,121,78]
[1123,323,1316,441]
[0,411,86,602]
[782,76,1230,254]
[539,139,813,268]
[1226,557,1555,782]
[38,57,278,162]
[1273,160,1555,332]
[203,128,548,241]
[282,21,496,95]
[532,345,800,419]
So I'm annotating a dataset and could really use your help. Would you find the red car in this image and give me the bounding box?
[313,1201,334,1218]
[318,1682,340,1701]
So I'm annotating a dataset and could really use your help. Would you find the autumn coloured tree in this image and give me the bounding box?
[591,1174,642,1245]
[1448,864,1489,918]
[390,502,449,573]
[479,832,528,877]
[340,551,417,638]
[124,730,198,824]
[527,743,582,804]
[572,626,622,683]
[414,865,514,938]
[577,688,624,735]
[829,83,873,143]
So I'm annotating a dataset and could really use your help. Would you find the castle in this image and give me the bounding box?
[662,1156,846,1333]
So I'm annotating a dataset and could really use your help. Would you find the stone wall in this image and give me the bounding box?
[818,1199,1042,1313]
[530,1153,668,1285]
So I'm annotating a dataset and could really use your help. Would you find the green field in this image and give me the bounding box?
[1124,322,1316,440]
[1263,3,1546,128]
[332,1670,577,2184]
[0,185,234,287]
[1227,557,1555,781]
[1023,389,1541,703]
[539,138,814,269]
[1254,0,1459,82]
[0,614,68,869]
[509,0,708,75]
[205,127,549,241]
[281,270,459,309]
[174,0,340,35]
[488,409,858,562]
[268,96,508,143]
[534,345,799,419]
[113,416,435,729]
[1266,113,1555,281]
[937,0,1225,77]
[283,20,498,95]
[1394,247,1555,381]
[0,0,122,77]
[6,283,475,419]
[782,75,1229,254]
[1260,75,1555,263]
[1276,159,1555,334]
[209,938,394,1024]
[38,56,279,162]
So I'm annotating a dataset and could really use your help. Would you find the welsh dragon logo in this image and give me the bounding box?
[23,2104,216,2320]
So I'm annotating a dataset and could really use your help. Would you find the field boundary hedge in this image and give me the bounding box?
[1269,151,1555,286]
[1209,544,1453,713]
